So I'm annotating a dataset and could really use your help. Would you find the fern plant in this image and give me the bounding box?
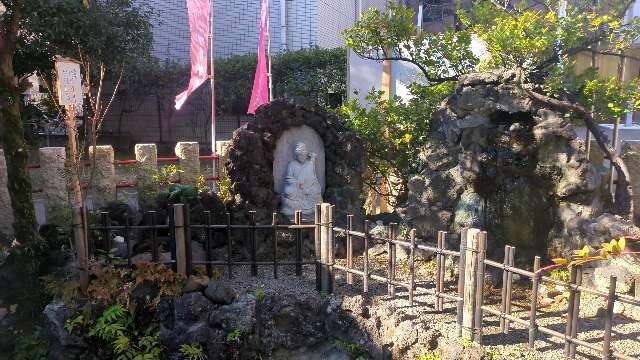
[179,344,206,360]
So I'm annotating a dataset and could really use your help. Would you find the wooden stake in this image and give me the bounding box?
[346,214,354,285]
[174,204,187,275]
[462,228,481,341]
[528,256,541,348]
[409,229,416,306]
[602,276,617,360]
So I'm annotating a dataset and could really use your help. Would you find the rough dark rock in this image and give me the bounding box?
[400,70,625,257]
[43,300,87,358]
[226,98,366,227]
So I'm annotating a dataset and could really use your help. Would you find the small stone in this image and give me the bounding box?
[184,275,210,293]
[204,282,238,305]
[614,302,625,316]
[539,297,554,308]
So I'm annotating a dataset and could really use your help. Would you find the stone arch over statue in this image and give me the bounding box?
[225,98,365,226]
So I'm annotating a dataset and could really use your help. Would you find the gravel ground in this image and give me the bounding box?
[192,242,640,360]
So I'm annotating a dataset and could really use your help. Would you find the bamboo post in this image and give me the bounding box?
[346,214,354,285]
[249,211,257,276]
[184,205,192,275]
[363,219,370,294]
[295,210,302,276]
[315,204,322,291]
[528,256,541,348]
[564,266,578,357]
[226,212,232,279]
[174,204,187,275]
[500,245,510,332]
[124,213,131,267]
[169,206,177,272]
[569,265,583,358]
[101,211,109,252]
[456,228,468,337]
[602,276,617,360]
[320,203,334,294]
[409,229,416,306]
[388,223,397,297]
[462,228,481,341]
[436,231,444,311]
[273,212,278,279]
[205,211,212,276]
[635,278,640,299]
[439,231,447,311]
[504,246,515,334]
[150,211,158,263]
[474,231,487,343]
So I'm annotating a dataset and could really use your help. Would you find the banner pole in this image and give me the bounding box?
[267,0,273,102]
[209,1,217,178]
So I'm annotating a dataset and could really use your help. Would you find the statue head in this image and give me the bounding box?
[293,142,309,163]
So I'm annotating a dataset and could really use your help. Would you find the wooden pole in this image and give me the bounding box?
[462,228,481,341]
[363,219,370,294]
[66,105,88,289]
[504,246,515,334]
[387,223,396,297]
[569,265,583,357]
[205,210,212,276]
[250,210,257,276]
[174,203,187,275]
[320,203,333,294]
[150,211,158,263]
[346,214,354,285]
[528,256,541,348]
[436,231,445,311]
[184,205,192,275]
[273,212,278,279]
[564,266,578,357]
[295,210,302,276]
[602,275,617,360]
[226,212,232,279]
[474,231,487,343]
[315,204,322,291]
[456,228,468,337]
[500,245,510,332]
[409,228,416,306]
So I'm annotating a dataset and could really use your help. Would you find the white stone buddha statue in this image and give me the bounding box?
[281,142,323,217]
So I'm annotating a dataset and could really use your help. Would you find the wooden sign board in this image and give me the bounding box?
[54,59,83,111]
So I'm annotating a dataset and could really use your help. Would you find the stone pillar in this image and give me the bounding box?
[135,143,158,168]
[135,143,158,193]
[621,142,640,224]
[175,142,200,186]
[89,145,116,207]
[0,149,15,238]
[38,147,67,208]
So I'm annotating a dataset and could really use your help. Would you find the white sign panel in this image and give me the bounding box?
[55,60,83,110]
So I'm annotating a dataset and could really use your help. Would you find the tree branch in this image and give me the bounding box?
[352,49,459,84]
[525,88,634,218]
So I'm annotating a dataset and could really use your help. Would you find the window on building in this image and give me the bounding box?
[423,0,444,23]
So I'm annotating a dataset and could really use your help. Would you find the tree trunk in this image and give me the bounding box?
[0,0,38,243]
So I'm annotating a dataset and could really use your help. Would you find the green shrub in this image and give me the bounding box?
[180,344,206,360]
[12,329,49,360]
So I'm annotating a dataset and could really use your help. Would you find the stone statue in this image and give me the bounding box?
[281,142,323,217]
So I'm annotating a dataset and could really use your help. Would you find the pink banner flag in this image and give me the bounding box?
[175,0,211,110]
[247,0,270,115]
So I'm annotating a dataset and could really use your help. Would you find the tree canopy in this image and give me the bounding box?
[341,0,640,215]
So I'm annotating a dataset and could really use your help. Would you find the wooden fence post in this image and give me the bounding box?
[320,203,334,294]
[528,256,541,348]
[388,222,397,297]
[462,228,481,341]
[569,265,583,358]
[456,228,468,337]
[564,265,578,357]
[474,231,487,343]
[346,214,354,285]
[272,212,278,279]
[409,229,416,306]
[184,205,192,275]
[315,204,322,291]
[363,220,370,294]
[602,275,617,360]
[174,203,187,275]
